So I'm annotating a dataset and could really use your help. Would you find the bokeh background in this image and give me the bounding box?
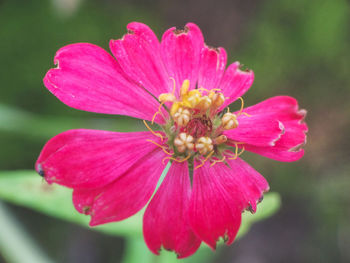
[0,0,349,262]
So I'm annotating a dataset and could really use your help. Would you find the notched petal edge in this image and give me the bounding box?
[174,25,190,35]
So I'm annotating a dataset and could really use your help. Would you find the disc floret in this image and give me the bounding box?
[150,79,248,168]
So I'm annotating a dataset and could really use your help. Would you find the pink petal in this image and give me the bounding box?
[243,96,306,121]
[35,129,165,189]
[244,124,306,161]
[223,158,269,213]
[143,162,201,258]
[109,22,171,97]
[44,43,162,123]
[198,46,227,91]
[242,96,308,161]
[73,148,168,226]
[189,160,242,249]
[161,23,204,95]
[219,62,254,110]
[224,115,284,146]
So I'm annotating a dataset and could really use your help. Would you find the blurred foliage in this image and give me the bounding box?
[0,170,280,238]
[0,170,280,262]
[0,0,349,262]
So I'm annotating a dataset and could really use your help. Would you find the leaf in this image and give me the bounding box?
[0,103,141,138]
[0,170,281,239]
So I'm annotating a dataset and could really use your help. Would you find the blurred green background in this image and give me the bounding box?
[0,0,349,262]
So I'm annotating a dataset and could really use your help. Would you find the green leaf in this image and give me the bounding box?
[0,103,141,138]
[0,170,280,240]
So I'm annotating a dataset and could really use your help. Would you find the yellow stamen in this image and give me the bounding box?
[210,156,226,167]
[146,139,173,155]
[236,97,251,117]
[239,111,251,117]
[162,153,191,164]
[198,87,222,93]
[194,150,214,169]
[143,120,164,141]
[226,143,245,160]
[159,77,177,103]
[170,77,176,95]
[180,79,190,97]
[237,97,244,114]
[151,101,167,124]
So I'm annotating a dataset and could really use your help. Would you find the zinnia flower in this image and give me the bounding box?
[36,22,307,258]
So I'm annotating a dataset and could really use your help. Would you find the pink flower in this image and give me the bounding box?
[36,22,307,258]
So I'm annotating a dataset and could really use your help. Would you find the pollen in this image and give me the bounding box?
[195,137,213,155]
[174,132,194,153]
[221,112,239,130]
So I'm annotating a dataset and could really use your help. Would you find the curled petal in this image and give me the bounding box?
[35,129,165,188]
[110,22,171,97]
[143,162,201,258]
[73,148,168,226]
[44,43,162,123]
[189,160,242,249]
[224,115,284,147]
[219,62,254,109]
[161,23,204,95]
[242,96,308,161]
[198,46,227,91]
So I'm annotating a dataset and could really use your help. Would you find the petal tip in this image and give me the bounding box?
[36,163,45,178]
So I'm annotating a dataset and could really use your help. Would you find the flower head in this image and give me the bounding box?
[36,22,307,258]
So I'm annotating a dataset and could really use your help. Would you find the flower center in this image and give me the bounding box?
[146,79,247,168]
[185,116,212,138]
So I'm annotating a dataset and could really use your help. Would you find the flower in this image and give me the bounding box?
[36,22,307,258]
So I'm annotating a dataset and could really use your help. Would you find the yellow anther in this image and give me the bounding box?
[183,90,201,108]
[162,153,191,164]
[221,112,239,130]
[195,137,214,155]
[226,143,245,160]
[194,150,214,169]
[151,100,167,124]
[210,156,226,167]
[237,97,244,115]
[143,120,164,141]
[174,133,194,153]
[209,92,225,108]
[199,87,221,93]
[173,108,191,127]
[159,93,176,103]
[235,96,251,117]
[196,96,212,111]
[213,135,227,145]
[180,79,190,97]
[170,102,180,116]
[146,139,173,155]
[240,112,252,117]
